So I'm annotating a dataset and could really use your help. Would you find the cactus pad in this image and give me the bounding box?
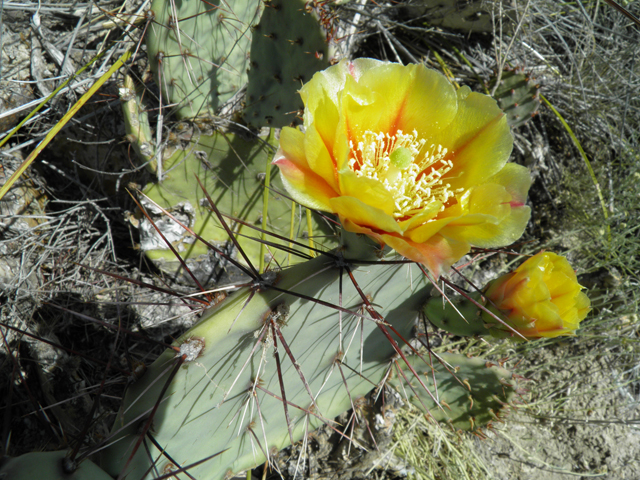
[146,0,261,119]
[101,239,430,479]
[388,353,516,432]
[0,451,113,480]
[423,292,491,337]
[490,68,541,127]
[405,0,508,33]
[242,0,330,128]
[131,130,337,284]
[121,74,156,168]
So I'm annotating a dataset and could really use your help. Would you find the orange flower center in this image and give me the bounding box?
[348,130,455,218]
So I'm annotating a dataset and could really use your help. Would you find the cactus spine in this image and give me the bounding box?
[0,232,516,479]
[132,130,336,284]
[424,291,492,337]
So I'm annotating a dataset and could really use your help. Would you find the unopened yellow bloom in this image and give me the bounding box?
[273,59,531,277]
[483,252,591,338]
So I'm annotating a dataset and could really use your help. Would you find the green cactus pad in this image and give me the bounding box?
[388,353,515,432]
[132,130,337,284]
[146,0,261,119]
[121,74,156,169]
[101,239,430,480]
[490,68,541,127]
[423,292,491,337]
[406,0,510,33]
[242,0,329,128]
[0,450,113,480]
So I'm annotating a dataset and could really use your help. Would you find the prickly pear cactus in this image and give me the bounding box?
[405,0,510,33]
[130,129,338,284]
[490,68,541,127]
[120,74,155,167]
[146,0,261,119]
[388,353,516,432]
[242,0,330,128]
[128,0,333,281]
[0,450,113,480]
[101,234,432,480]
[423,292,491,337]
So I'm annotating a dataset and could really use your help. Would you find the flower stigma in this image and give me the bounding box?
[348,130,456,218]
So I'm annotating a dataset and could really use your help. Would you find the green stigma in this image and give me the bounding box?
[389,147,413,170]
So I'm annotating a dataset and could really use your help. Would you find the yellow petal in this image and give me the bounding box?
[338,169,396,217]
[278,127,309,170]
[273,129,337,213]
[340,74,381,148]
[397,202,442,232]
[432,87,513,191]
[406,216,456,244]
[381,232,469,278]
[575,291,592,319]
[486,163,532,206]
[439,183,530,247]
[274,159,336,212]
[388,64,458,137]
[304,122,340,192]
[302,59,382,128]
[344,63,458,141]
[330,196,402,234]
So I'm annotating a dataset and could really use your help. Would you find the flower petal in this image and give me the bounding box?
[304,121,340,192]
[381,232,469,278]
[273,128,337,212]
[337,169,396,217]
[330,196,401,234]
[397,202,442,232]
[278,126,309,170]
[406,216,456,244]
[274,158,336,212]
[487,163,532,207]
[301,58,383,127]
[341,63,458,142]
[432,87,514,190]
[394,64,458,136]
[440,182,530,247]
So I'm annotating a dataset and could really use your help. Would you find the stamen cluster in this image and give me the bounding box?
[348,130,455,218]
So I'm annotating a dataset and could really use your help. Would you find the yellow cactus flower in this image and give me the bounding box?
[273,59,531,277]
[483,252,591,338]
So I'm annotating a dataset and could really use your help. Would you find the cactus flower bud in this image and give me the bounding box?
[273,59,531,277]
[483,252,591,338]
